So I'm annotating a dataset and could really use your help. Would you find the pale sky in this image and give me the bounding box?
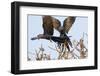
[27,15,88,60]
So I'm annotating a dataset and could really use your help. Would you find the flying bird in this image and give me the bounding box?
[31,16,76,51]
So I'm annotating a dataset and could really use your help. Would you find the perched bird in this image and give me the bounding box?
[31,16,76,51]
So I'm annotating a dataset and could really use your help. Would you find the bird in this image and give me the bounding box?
[31,16,76,51]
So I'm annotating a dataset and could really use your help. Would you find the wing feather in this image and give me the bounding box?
[63,16,76,33]
[42,16,61,35]
[42,16,54,35]
[52,17,61,32]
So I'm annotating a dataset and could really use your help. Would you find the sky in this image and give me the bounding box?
[27,15,88,60]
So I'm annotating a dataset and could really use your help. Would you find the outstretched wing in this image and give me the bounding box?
[52,17,61,32]
[42,16,54,35]
[63,16,76,33]
[42,16,61,35]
